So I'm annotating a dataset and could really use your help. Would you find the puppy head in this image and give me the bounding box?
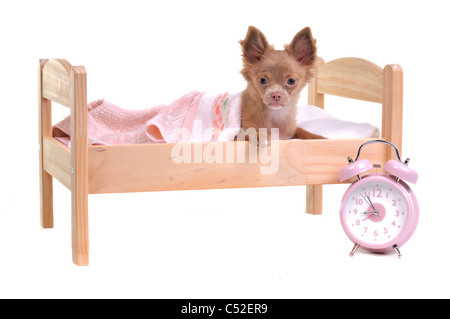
[240,26,317,110]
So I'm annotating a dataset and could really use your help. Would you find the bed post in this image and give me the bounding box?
[39,59,54,228]
[70,66,89,266]
[305,59,325,215]
[382,64,403,160]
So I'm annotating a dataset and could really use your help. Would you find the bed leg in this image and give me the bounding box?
[70,66,89,266]
[40,170,54,228]
[71,184,89,266]
[39,102,54,228]
[39,59,54,228]
[306,185,322,215]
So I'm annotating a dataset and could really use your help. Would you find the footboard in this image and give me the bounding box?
[39,59,89,265]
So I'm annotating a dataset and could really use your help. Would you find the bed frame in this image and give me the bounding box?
[38,57,403,265]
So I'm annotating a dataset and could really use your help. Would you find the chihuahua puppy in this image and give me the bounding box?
[239,26,325,144]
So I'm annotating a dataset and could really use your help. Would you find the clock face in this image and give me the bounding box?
[342,178,409,248]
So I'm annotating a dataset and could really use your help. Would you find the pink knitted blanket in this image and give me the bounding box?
[53,91,242,146]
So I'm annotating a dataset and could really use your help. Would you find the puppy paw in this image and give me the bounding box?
[293,127,327,139]
[235,129,272,147]
[257,132,271,148]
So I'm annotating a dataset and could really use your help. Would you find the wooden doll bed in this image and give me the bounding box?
[38,57,403,265]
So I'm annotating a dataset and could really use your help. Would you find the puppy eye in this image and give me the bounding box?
[259,77,268,85]
[286,78,296,86]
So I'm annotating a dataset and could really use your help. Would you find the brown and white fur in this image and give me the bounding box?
[239,26,325,144]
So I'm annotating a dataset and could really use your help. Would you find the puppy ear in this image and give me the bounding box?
[240,26,273,65]
[286,27,317,67]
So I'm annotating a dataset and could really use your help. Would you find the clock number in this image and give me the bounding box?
[392,200,397,207]
[395,210,400,217]
[374,230,378,237]
[356,219,360,226]
[383,228,388,235]
[363,227,368,234]
[354,209,358,215]
[391,221,396,227]
[355,198,363,206]
[373,189,382,198]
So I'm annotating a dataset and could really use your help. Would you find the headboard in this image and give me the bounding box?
[308,57,403,159]
[315,57,383,103]
[42,59,73,108]
[306,57,403,214]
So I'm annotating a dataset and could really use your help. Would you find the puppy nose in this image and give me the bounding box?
[271,92,282,101]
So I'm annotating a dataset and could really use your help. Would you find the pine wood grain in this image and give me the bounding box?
[306,57,325,215]
[316,58,384,103]
[42,59,72,107]
[382,64,403,160]
[70,66,89,266]
[39,59,54,228]
[87,139,387,194]
[43,137,71,190]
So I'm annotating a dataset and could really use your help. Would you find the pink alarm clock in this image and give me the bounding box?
[339,140,419,258]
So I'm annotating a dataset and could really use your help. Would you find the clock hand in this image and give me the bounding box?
[360,193,379,216]
[366,195,377,212]
[360,193,372,207]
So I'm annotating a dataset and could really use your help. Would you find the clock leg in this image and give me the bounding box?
[349,243,360,257]
[393,244,402,258]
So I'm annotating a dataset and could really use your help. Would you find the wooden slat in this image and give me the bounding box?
[42,59,72,107]
[70,66,89,266]
[43,137,71,189]
[87,139,389,194]
[382,64,403,160]
[308,57,325,108]
[306,57,325,215]
[316,58,383,103]
[39,59,54,228]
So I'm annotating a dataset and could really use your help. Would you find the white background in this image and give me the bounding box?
[1,0,449,299]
